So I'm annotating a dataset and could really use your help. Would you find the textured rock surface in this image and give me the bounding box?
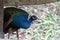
[0,0,4,38]
[3,0,58,6]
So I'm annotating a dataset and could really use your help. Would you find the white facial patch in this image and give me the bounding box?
[32,17,35,19]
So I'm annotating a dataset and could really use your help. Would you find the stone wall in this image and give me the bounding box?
[0,0,4,38]
[4,0,58,6]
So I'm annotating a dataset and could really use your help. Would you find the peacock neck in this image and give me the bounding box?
[28,18,33,23]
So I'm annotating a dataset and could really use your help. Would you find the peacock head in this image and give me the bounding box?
[30,15,38,21]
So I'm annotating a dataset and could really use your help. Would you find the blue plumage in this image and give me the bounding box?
[4,7,37,33]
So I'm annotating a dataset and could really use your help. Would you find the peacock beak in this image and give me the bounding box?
[35,16,40,20]
[36,17,40,20]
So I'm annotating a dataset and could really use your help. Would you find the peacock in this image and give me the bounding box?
[3,7,38,34]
